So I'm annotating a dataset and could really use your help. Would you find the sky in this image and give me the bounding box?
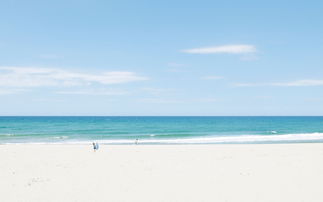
[0,0,322,116]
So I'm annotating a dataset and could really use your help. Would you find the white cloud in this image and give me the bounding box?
[0,67,148,88]
[182,44,256,54]
[202,76,224,80]
[137,98,184,104]
[56,89,128,95]
[141,88,176,96]
[234,79,323,87]
[0,88,27,95]
[137,97,218,104]
[272,80,323,87]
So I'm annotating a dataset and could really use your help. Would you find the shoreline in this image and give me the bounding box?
[3,132,323,145]
[2,142,323,145]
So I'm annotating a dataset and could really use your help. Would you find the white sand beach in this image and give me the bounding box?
[1,144,323,202]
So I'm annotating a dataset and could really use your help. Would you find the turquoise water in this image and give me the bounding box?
[1,116,323,144]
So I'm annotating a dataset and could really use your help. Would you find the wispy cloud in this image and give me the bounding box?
[201,76,224,80]
[141,88,176,96]
[137,97,218,104]
[235,79,323,87]
[272,80,323,87]
[0,88,27,95]
[137,98,183,104]
[0,67,148,88]
[56,89,128,95]
[182,44,256,54]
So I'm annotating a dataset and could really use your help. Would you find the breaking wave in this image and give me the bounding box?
[9,132,322,145]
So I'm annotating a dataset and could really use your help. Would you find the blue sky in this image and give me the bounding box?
[0,0,322,115]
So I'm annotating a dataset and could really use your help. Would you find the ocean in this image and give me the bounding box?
[1,116,323,144]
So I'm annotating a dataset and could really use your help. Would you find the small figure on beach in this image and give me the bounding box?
[135,138,138,145]
[92,142,99,152]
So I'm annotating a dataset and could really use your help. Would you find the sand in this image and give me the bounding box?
[1,144,323,202]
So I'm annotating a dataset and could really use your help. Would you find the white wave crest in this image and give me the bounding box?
[3,133,323,145]
[67,132,323,144]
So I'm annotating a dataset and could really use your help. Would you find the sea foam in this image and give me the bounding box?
[41,132,323,145]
